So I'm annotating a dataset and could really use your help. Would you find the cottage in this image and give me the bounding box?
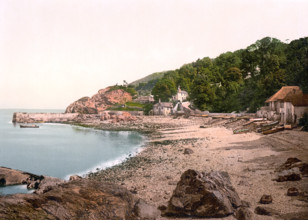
[172,86,188,103]
[153,100,173,116]
[258,86,308,124]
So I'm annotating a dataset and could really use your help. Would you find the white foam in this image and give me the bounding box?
[64,145,145,180]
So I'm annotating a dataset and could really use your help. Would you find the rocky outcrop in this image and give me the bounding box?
[0,167,42,188]
[0,167,64,191]
[65,87,133,114]
[162,169,241,218]
[0,179,160,219]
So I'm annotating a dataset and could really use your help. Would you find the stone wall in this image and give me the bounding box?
[12,112,80,123]
[12,111,139,124]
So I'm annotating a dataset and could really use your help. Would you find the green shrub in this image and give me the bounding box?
[143,104,153,115]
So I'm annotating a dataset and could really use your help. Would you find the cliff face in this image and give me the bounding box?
[65,87,132,114]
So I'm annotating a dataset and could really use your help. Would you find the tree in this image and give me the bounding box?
[190,74,217,111]
[285,37,308,92]
[151,79,176,102]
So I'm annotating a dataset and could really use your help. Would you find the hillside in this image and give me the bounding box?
[129,71,171,95]
[129,71,166,86]
[146,36,308,113]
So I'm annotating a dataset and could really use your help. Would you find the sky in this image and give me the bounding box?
[0,0,307,109]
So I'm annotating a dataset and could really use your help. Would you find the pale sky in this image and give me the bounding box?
[0,0,307,109]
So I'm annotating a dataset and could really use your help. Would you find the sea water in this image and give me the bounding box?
[0,109,144,195]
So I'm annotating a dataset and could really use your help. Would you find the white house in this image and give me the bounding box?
[172,86,188,103]
[258,86,308,124]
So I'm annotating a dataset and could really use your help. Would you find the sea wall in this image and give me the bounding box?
[12,112,80,123]
[12,111,139,123]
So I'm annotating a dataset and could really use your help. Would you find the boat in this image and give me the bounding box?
[20,124,39,128]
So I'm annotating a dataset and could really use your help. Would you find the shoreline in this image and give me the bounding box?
[86,115,308,219]
[2,114,308,219]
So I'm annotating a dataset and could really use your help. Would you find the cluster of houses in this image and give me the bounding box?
[133,86,189,116]
[133,84,308,125]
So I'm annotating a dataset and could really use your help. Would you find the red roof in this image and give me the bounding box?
[266,86,308,106]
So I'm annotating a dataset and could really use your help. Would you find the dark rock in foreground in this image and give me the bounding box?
[162,169,241,218]
[235,207,253,220]
[254,206,279,216]
[259,194,273,204]
[276,167,302,182]
[287,187,299,196]
[183,148,194,155]
[0,179,160,220]
[276,157,308,177]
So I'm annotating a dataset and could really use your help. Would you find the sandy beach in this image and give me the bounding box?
[88,116,308,219]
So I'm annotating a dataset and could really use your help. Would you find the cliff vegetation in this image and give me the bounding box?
[132,36,308,113]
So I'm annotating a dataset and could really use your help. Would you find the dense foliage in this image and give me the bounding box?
[145,37,307,112]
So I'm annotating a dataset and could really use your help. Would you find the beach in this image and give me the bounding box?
[1,114,307,219]
[89,115,308,219]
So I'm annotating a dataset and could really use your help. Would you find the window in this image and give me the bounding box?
[280,102,284,108]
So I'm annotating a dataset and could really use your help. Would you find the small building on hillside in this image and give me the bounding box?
[257,86,308,124]
[134,95,154,104]
[172,86,188,103]
[153,99,173,116]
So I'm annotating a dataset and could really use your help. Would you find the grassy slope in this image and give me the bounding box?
[129,71,167,86]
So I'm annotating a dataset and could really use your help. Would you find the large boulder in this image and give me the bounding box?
[276,157,308,176]
[163,169,241,218]
[65,87,132,114]
[0,179,160,220]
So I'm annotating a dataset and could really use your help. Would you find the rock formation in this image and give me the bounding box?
[274,157,308,182]
[0,167,43,188]
[0,167,64,192]
[0,179,160,219]
[65,87,133,114]
[276,157,308,177]
[162,169,241,218]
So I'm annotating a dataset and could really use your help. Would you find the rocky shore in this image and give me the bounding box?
[1,115,308,219]
[88,116,308,219]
